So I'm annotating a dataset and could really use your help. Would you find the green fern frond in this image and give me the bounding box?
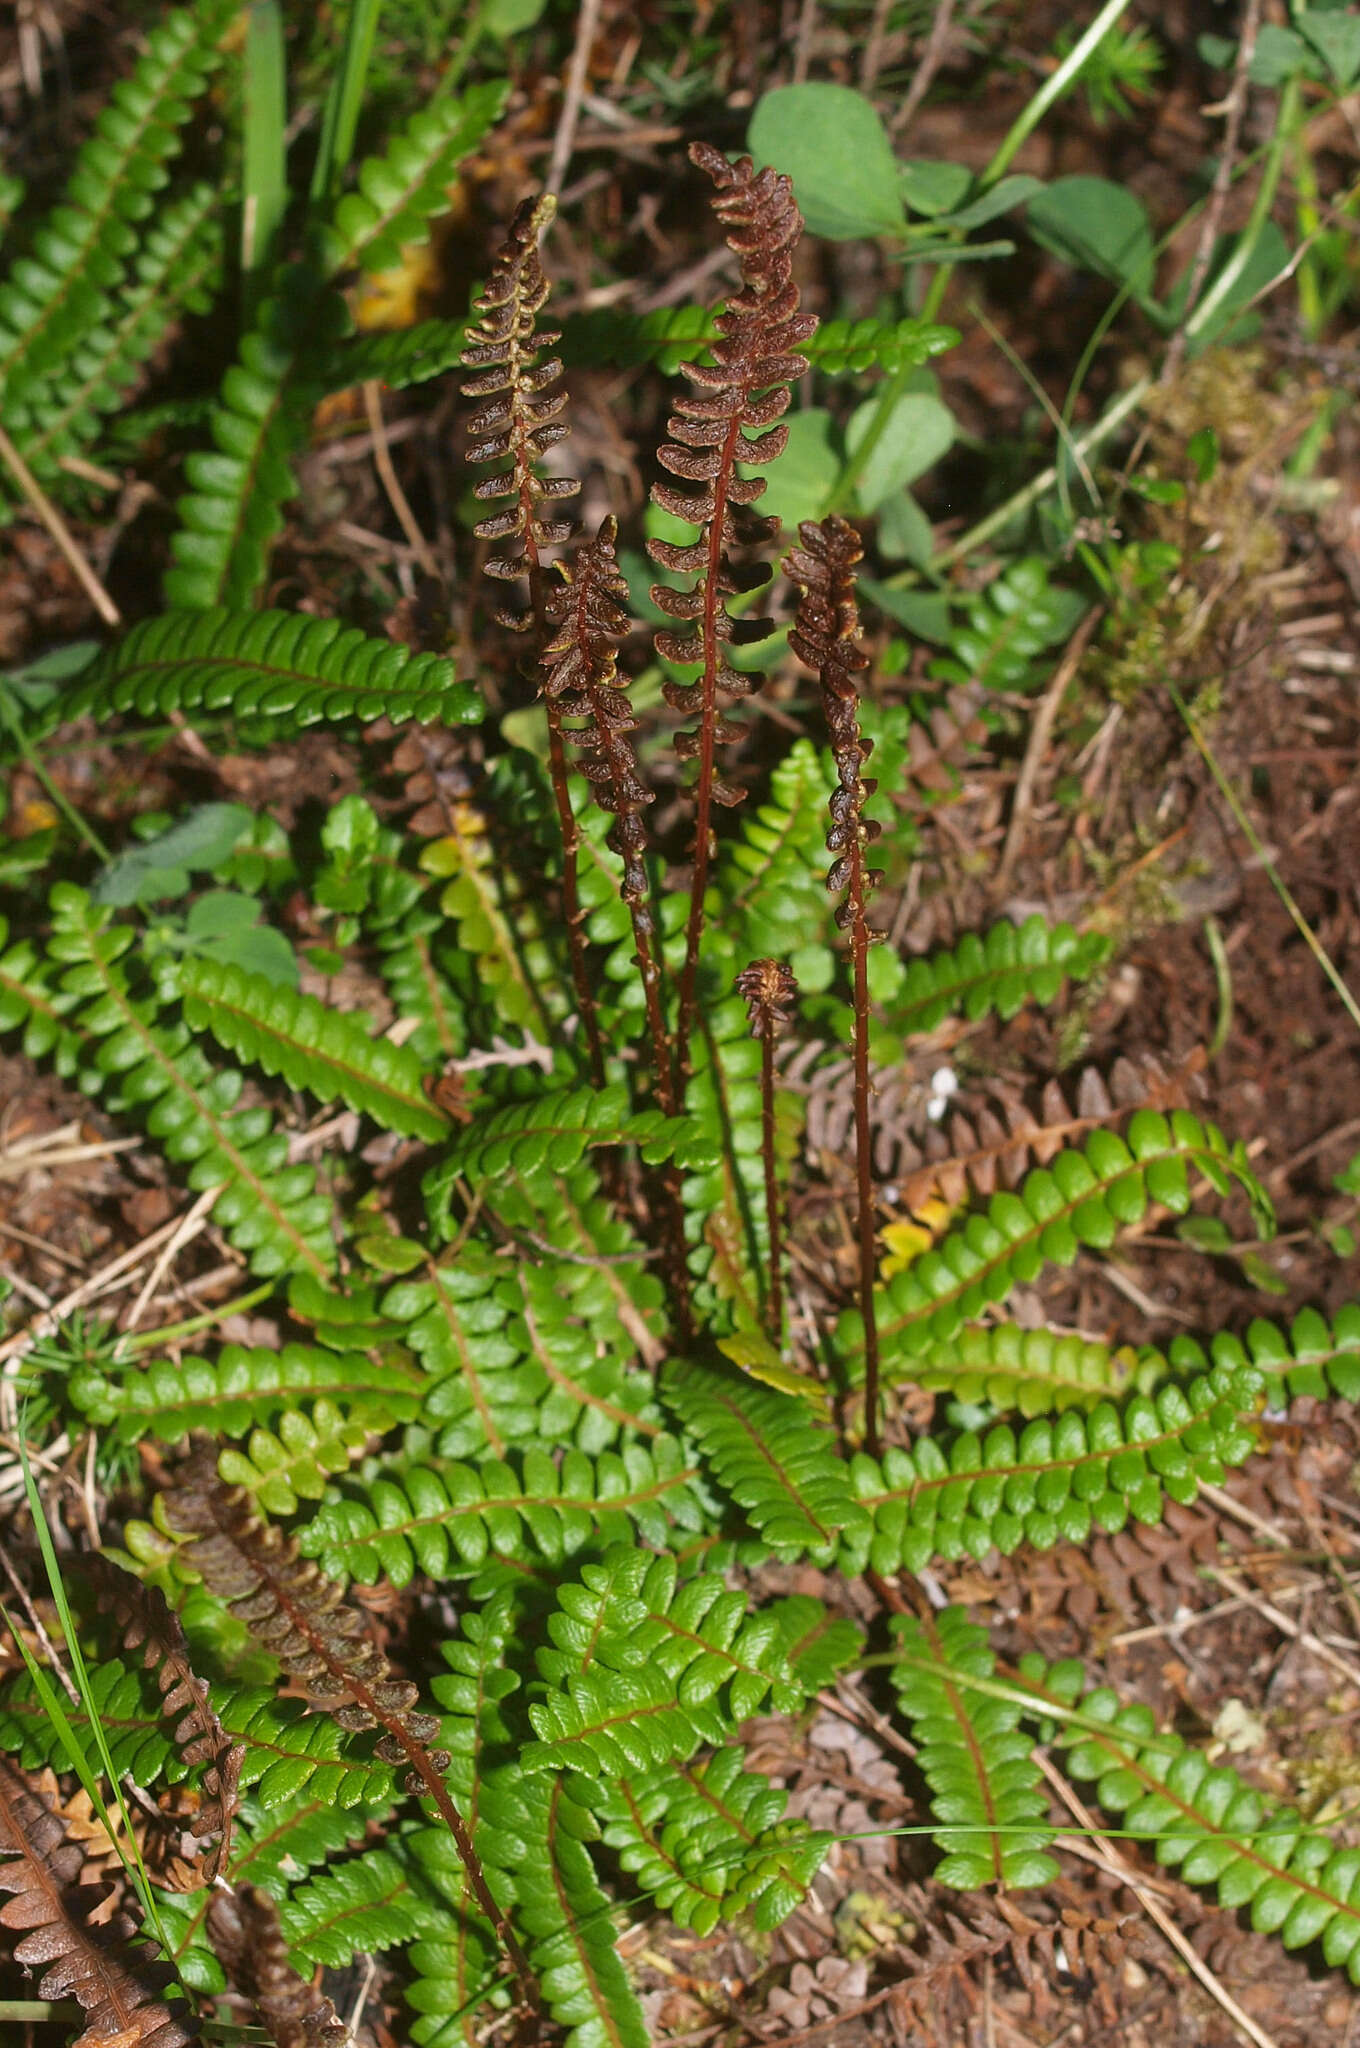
[883,915,1110,1038]
[298,1439,706,1587]
[69,1341,422,1444]
[65,608,480,731]
[905,1322,1166,1414]
[281,1848,454,1969]
[163,83,505,613]
[927,557,1081,694]
[770,1592,864,1690]
[178,954,450,1140]
[318,317,471,395]
[215,1405,374,1515]
[419,796,563,1044]
[1170,1301,1360,1405]
[1022,1656,1360,1976]
[227,1787,396,1896]
[842,1112,1272,1369]
[891,1607,1058,1889]
[663,1358,868,1561]
[5,886,336,1279]
[561,303,955,378]
[9,181,223,485]
[518,1779,649,2048]
[577,1745,832,1934]
[837,1353,1263,1576]
[318,83,509,276]
[428,1083,718,1223]
[0,0,231,423]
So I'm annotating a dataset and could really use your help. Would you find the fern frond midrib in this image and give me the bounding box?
[16,193,221,473]
[420,1266,510,1459]
[518,1294,660,1438]
[88,939,331,1280]
[694,1377,840,1547]
[546,1784,634,2048]
[876,1131,1247,1347]
[0,18,214,394]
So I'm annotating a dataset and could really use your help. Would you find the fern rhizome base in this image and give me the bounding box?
[1,63,1359,2048]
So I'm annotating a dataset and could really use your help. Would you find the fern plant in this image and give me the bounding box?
[2,38,1358,2048]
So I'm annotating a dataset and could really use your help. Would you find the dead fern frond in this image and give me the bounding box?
[650,140,817,1087]
[81,1551,243,1890]
[0,1758,200,2048]
[159,1451,535,2007]
[736,958,798,1343]
[208,1885,348,2048]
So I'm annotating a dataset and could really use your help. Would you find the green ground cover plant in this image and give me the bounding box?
[0,3,1357,2044]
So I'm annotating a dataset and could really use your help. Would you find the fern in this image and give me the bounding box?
[177,954,451,1140]
[904,1321,1165,1415]
[298,1439,706,1587]
[926,557,1082,694]
[0,886,336,1279]
[70,1340,420,1443]
[881,915,1111,1037]
[0,0,232,432]
[837,1352,1263,1576]
[318,316,471,394]
[1021,1655,1360,1976]
[577,1745,833,1934]
[662,1359,868,1561]
[163,82,506,611]
[562,304,954,377]
[890,1607,1059,1889]
[842,1111,1273,1371]
[279,1848,454,1968]
[8,182,223,485]
[65,608,480,732]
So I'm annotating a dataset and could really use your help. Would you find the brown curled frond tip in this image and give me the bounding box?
[736,958,798,1039]
[785,514,885,937]
[461,193,579,618]
[208,1886,348,2048]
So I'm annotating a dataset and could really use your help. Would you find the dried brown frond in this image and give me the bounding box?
[158,1453,535,2005]
[81,1551,243,1890]
[208,1886,348,2048]
[461,193,578,619]
[650,140,817,1084]
[0,1757,200,2048]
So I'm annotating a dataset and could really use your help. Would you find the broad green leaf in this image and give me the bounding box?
[748,83,906,240]
[900,159,971,217]
[847,392,955,512]
[936,174,1045,232]
[1025,177,1156,299]
[92,803,254,907]
[875,490,934,565]
[1298,10,1360,86]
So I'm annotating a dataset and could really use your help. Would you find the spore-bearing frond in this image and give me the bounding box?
[208,1885,348,2048]
[649,143,816,788]
[461,193,578,620]
[542,516,650,909]
[786,514,885,937]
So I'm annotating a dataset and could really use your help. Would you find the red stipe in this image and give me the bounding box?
[785,514,886,1456]
[736,958,797,1347]
[650,143,817,1101]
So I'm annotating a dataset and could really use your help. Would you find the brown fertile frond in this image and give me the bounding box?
[736,957,797,1040]
[461,192,578,621]
[0,1758,200,2048]
[786,514,885,938]
[208,1886,348,2048]
[786,513,884,1451]
[81,1551,243,1890]
[159,1451,444,1770]
[651,140,817,1088]
[158,1454,537,2005]
[542,516,650,912]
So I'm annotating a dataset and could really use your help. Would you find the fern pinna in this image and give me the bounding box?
[4,85,1360,2048]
